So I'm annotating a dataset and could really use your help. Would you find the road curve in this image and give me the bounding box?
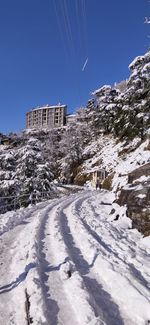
[0,191,150,325]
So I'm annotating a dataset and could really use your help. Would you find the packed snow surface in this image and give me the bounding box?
[0,190,150,325]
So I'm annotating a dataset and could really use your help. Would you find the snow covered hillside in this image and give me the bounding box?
[0,49,150,324]
[0,191,150,325]
[0,51,150,231]
[72,50,150,236]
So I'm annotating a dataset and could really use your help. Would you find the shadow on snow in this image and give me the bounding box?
[0,262,36,294]
[60,210,124,325]
[37,206,60,325]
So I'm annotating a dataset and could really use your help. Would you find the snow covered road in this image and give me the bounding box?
[0,190,150,325]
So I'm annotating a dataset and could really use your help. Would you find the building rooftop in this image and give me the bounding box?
[32,104,67,111]
[66,114,76,117]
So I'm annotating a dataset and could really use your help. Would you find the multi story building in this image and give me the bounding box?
[26,104,67,130]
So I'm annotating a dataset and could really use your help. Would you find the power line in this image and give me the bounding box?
[63,0,75,57]
[59,0,71,48]
[81,0,88,57]
[75,0,84,58]
[52,0,88,67]
[52,0,69,59]
[51,0,89,105]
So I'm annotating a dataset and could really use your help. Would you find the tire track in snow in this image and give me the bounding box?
[77,195,150,295]
[0,203,52,325]
[58,197,124,325]
[1,191,150,324]
[36,200,63,325]
[61,195,150,324]
[36,194,88,325]
[81,215,150,300]
[37,192,110,325]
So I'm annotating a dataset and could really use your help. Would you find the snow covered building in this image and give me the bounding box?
[66,114,76,125]
[26,104,67,130]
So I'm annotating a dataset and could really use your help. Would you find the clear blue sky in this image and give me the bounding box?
[0,0,149,134]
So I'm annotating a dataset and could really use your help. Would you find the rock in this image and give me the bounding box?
[117,164,150,236]
[128,163,150,183]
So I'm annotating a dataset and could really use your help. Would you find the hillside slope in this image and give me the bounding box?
[0,50,150,235]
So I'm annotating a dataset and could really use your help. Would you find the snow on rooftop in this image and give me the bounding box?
[67,114,76,117]
[29,104,67,112]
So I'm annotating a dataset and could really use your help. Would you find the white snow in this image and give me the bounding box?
[129,55,145,70]
[92,85,111,96]
[0,191,149,325]
[32,104,66,111]
[82,135,150,193]
[137,193,146,199]
[133,175,150,183]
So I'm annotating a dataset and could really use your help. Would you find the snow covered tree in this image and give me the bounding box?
[60,120,91,182]
[83,50,150,142]
[114,51,150,140]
